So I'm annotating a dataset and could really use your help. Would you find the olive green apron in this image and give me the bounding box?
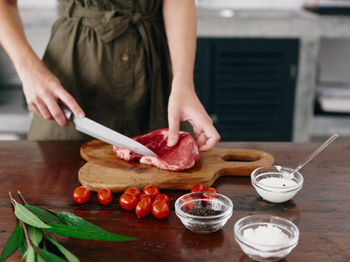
[27,0,172,140]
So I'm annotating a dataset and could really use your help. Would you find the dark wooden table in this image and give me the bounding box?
[0,141,349,262]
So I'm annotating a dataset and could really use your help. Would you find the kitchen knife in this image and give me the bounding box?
[61,107,157,157]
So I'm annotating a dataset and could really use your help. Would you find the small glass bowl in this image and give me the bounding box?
[175,192,233,234]
[234,215,299,262]
[251,165,304,203]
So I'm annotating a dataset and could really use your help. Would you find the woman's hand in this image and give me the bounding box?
[0,0,84,127]
[20,61,85,126]
[167,79,220,151]
[163,1,218,151]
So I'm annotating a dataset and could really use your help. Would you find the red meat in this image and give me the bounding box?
[113,128,200,171]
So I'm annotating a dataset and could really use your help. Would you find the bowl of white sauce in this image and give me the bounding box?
[251,165,304,203]
[234,215,299,262]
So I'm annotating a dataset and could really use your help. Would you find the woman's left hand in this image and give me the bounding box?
[167,79,220,151]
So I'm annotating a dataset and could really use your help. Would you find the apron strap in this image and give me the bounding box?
[61,3,160,43]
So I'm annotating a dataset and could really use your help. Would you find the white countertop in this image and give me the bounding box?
[197,8,350,39]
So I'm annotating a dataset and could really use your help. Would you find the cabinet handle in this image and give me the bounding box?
[290,64,297,80]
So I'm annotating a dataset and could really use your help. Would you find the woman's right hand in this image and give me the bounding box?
[0,0,84,126]
[19,61,85,126]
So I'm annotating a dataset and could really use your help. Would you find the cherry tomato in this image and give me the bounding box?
[97,188,113,205]
[202,187,218,200]
[140,194,152,205]
[73,186,91,204]
[151,200,170,219]
[119,193,138,211]
[180,195,195,210]
[143,185,160,200]
[190,184,205,197]
[135,200,151,218]
[125,188,141,200]
[154,194,171,206]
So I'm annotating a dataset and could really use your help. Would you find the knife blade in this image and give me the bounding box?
[61,107,157,157]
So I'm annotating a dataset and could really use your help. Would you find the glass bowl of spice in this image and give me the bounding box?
[234,215,299,262]
[251,165,304,203]
[175,192,233,234]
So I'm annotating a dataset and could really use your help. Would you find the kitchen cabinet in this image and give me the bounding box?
[196,9,350,142]
[312,38,350,141]
[195,38,299,141]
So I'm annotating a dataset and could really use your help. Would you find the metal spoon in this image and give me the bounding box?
[287,133,339,178]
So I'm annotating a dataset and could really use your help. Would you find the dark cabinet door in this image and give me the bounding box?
[194,38,299,142]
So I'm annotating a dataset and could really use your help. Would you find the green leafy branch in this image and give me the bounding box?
[0,191,136,262]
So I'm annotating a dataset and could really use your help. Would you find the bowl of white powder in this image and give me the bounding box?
[234,215,299,262]
[251,165,304,203]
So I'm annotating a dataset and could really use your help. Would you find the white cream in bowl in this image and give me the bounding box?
[251,166,303,203]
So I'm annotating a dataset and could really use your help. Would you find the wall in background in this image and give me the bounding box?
[319,39,350,84]
[195,0,303,10]
[18,0,57,8]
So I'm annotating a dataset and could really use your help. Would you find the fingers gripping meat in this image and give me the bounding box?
[113,128,200,171]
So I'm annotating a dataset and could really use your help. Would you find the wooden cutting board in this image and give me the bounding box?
[78,140,274,193]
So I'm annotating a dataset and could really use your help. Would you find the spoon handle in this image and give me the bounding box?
[293,133,339,174]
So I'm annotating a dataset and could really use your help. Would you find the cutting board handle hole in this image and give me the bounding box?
[222,153,260,162]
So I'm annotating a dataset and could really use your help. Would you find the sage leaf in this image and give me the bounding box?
[22,250,27,261]
[25,206,64,225]
[37,256,45,262]
[46,236,79,262]
[55,211,109,232]
[19,238,27,257]
[13,201,51,229]
[0,223,22,262]
[27,226,43,247]
[36,247,68,262]
[18,227,27,257]
[26,246,35,262]
[46,224,136,241]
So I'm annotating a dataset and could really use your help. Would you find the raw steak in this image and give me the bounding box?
[113,128,200,171]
